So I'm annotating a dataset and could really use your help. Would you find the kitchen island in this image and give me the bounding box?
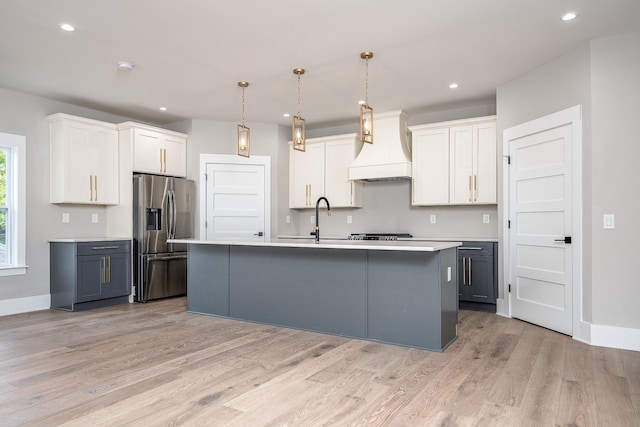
[169,238,461,352]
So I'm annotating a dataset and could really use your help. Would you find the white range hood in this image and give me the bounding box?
[348,110,412,181]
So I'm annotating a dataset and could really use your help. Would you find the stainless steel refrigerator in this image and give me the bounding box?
[133,174,195,302]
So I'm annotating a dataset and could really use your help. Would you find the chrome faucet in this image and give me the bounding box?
[310,197,331,243]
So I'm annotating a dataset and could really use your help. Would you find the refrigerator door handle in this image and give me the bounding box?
[167,190,175,239]
[171,190,177,239]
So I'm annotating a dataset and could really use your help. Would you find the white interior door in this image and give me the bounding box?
[204,158,268,241]
[507,123,573,335]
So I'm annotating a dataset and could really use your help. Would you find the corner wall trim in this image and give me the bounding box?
[0,294,51,316]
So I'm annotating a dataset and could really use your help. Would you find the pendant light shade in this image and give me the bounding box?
[292,68,306,152]
[359,51,374,144]
[237,81,250,157]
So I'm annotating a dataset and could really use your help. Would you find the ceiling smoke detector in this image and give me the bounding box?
[118,61,134,71]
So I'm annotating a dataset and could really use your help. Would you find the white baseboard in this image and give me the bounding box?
[586,323,640,352]
[0,294,51,316]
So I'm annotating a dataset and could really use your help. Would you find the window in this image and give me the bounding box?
[0,132,26,276]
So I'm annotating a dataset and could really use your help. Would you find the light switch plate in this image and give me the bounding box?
[430,214,436,224]
[347,215,353,224]
[285,215,291,224]
[603,214,615,229]
[483,214,490,224]
[91,214,99,224]
[310,215,315,224]
[62,213,70,223]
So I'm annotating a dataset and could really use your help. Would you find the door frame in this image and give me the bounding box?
[199,154,271,241]
[501,105,584,339]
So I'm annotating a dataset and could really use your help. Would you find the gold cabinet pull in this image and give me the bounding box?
[468,175,472,202]
[107,256,111,283]
[160,149,163,172]
[469,257,472,285]
[89,176,93,201]
[101,256,106,284]
[163,148,167,172]
[94,175,98,201]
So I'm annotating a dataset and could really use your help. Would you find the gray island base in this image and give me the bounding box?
[177,239,460,352]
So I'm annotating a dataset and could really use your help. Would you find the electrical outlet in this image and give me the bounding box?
[603,214,615,229]
[285,215,291,224]
[347,215,353,224]
[92,214,99,224]
[62,213,70,223]
[483,214,490,224]
[430,214,436,224]
[310,215,315,224]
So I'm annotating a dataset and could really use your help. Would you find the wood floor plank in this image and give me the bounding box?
[0,297,638,426]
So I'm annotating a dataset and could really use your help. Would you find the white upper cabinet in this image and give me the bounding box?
[289,134,363,209]
[48,113,119,205]
[290,142,325,208]
[118,122,187,177]
[410,116,496,206]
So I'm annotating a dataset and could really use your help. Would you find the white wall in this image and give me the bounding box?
[497,32,640,332]
[590,33,640,328]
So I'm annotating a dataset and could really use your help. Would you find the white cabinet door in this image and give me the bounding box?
[289,142,325,208]
[49,114,119,205]
[93,128,119,204]
[411,127,449,205]
[450,125,475,204]
[474,122,497,204]
[132,128,162,174]
[163,134,187,177]
[325,135,363,207]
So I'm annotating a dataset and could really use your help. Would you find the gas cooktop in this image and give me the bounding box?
[348,233,413,241]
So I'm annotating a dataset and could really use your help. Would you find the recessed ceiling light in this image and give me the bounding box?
[283,113,290,118]
[117,61,134,70]
[59,23,75,32]
[449,83,459,89]
[159,107,168,111]
[562,12,577,21]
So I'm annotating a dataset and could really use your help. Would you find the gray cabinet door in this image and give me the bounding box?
[77,254,104,302]
[103,252,131,299]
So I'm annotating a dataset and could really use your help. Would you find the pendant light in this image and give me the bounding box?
[237,81,250,157]
[359,51,374,144]
[292,68,306,152]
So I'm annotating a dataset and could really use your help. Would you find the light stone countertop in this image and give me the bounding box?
[49,237,131,243]
[168,238,461,252]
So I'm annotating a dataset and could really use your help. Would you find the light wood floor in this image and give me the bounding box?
[1,298,638,426]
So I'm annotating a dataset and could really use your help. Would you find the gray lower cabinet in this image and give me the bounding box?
[458,242,497,311]
[50,240,131,311]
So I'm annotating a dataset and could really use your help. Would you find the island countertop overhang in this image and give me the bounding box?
[168,238,461,252]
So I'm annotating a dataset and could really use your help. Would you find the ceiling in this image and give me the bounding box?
[2,1,640,128]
